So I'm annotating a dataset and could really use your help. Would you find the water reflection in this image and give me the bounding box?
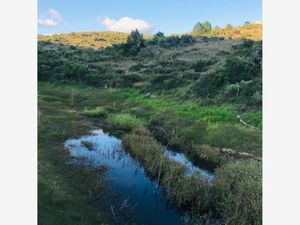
[64,129,184,225]
[164,150,215,182]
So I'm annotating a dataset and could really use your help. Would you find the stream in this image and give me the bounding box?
[64,129,214,225]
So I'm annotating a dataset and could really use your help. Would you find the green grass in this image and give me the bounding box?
[39,82,262,224]
[81,106,107,117]
[107,113,144,131]
[38,84,108,225]
[39,82,262,156]
[213,161,262,225]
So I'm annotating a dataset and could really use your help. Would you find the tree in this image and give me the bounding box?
[154,31,165,39]
[192,21,212,34]
[152,31,165,44]
[121,29,145,56]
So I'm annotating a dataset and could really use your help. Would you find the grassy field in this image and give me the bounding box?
[38,84,109,225]
[39,82,262,224]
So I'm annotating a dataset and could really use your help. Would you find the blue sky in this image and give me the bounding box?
[38,0,262,35]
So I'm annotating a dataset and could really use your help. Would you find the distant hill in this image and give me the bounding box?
[38,31,152,49]
[38,23,262,50]
[191,23,262,41]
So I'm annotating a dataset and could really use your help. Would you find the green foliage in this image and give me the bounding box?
[191,23,262,41]
[192,21,212,34]
[119,29,146,56]
[38,86,107,225]
[38,32,261,110]
[81,106,106,117]
[153,31,165,43]
[190,68,225,99]
[208,124,262,154]
[149,34,194,47]
[39,82,262,224]
[224,56,257,83]
[179,121,208,144]
[193,57,217,72]
[213,161,262,225]
[107,113,144,130]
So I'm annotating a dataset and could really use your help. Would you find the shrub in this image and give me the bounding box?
[179,121,208,144]
[120,29,145,56]
[152,31,165,44]
[190,69,225,99]
[193,57,217,72]
[208,123,262,155]
[213,161,262,225]
[224,56,256,83]
[107,113,144,130]
[192,21,212,35]
[81,107,106,117]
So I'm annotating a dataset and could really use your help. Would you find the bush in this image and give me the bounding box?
[179,121,208,144]
[119,29,145,56]
[81,107,106,117]
[190,69,225,99]
[193,57,217,72]
[208,123,262,155]
[213,161,262,225]
[192,21,212,35]
[107,113,144,130]
[224,56,256,83]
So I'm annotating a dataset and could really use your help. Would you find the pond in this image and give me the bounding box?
[64,129,214,225]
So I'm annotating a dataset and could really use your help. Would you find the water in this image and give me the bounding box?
[163,150,215,182]
[64,129,214,225]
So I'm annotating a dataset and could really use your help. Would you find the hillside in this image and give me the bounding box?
[38,23,262,50]
[38,31,262,224]
[191,23,262,41]
[38,31,152,49]
[39,33,262,110]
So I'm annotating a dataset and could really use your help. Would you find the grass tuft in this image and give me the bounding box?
[81,106,107,117]
[107,113,144,131]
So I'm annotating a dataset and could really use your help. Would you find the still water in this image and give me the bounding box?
[64,129,214,225]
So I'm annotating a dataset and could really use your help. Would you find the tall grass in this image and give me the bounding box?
[107,113,144,131]
[81,106,106,117]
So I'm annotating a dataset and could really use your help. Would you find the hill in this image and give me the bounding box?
[38,32,262,110]
[38,31,152,49]
[191,23,262,41]
[38,23,262,50]
[38,30,262,224]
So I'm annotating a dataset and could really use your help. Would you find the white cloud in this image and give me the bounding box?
[38,18,58,27]
[98,16,153,33]
[38,8,65,27]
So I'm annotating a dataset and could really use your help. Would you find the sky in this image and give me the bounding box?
[38,0,262,35]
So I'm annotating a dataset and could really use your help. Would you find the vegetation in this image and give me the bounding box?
[81,106,107,117]
[192,21,212,34]
[38,85,108,225]
[213,161,262,225]
[38,26,262,224]
[38,32,129,49]
[191,22,262,41]
[107,113,144,131]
